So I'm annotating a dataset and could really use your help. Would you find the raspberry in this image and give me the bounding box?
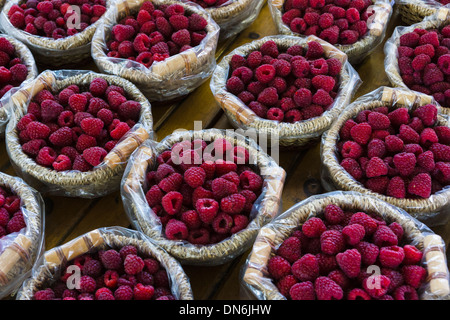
[291,253,319,282]
[49,127,73,147]
[110,122,130,140]
[255,64,276,84]
[312,89,333,107]
[373,225,398,247]
[365,157,388,178]
[386,176,406,199]
[183,167,206,188]
[226,76,244,95]
[340,158,363,180]
[413,104,437,127]
[400,32,420,47]
[302,217,327,238]
[290,17,307,34]
[402,265,427,289]
[350,122,372,145]
[114,285,133,300]
[342,223,365,246]
[412,54,431,71]
[266,108,284,121]
[161,191,183,215]
[347,288,371,300]
[394,285,419,300]
[73,155,92,172]
[362,274,391,299]
[393,152,416,177]
[22,139,46,157]
[112,24,136,42]
[211,212,233,234]
[423,64,444,86]
[277,237,302,263]
[195,198,219,223]
[310,58,329,76]
[260,40,279,58]
[314,276,343,300]
[68,93,88,113]
[257,87,278,106]
[311,75,335,92]
[367,139,386,159]
[133,283,154,300]
[323,204,344,224]
[430,143,450,162]
[267,255,291,279]
[79,275,97,293]
[336,249,361,278]
[35,288,56,300]
[231,215,249,233]
[26,121,50,140]
[188,13,207,31]
[36,146,57,166]
[289,281,315,300]
[355,241,379,265]
[379,246,405,269]
[320,230,345,255]
[220,194,246,214]
[305,41,324,59]
[123,254,145,275]
[408,172,432,198]
[211,177,237,199]
[171,29,190,46]
[403,245,423,265]
[82,146,107,167]
[52,154,72,171]
[6,213,26,233]
[434,126,450,144]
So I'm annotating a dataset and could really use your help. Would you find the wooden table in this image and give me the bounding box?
[2,2,450,300]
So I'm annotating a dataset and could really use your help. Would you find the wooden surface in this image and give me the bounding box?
[2,2,450,300]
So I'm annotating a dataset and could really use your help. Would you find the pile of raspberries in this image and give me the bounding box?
[281,0,374,45]
[33,245,176,300]
[0,37,29,99]
[7,0,107,39]
[17,77,142,172]
[267,205,427,300]
[144,138,263,245]
[397,25,450,108]
[0,187,27,238]
[188,0,231,8]
[106,2,209,68]
[226,40,342,123]
[337,103,450,199]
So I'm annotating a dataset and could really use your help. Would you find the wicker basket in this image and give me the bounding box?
[0,172,44,299]
[121,128,286,266]
[5,70,154,198]
[397,0,443,25]
[241,191,450,300]
[0,0,114,67]
[91,0,220,102]
[0,34,37,135]
[320,86,450,225]
[268,0,393,65]
[385,7,450,116]
[16,227,194,300]
[203,0,266,40]
[210,35,361,149]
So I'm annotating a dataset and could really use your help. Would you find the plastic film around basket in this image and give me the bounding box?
[15,226,194,300]
[91,0,220,102]
[384,7,450,116]
[396,0,450,25]
[0,171,45,299]
[5,69,154,198]
[121,128,286,266]
[240,191,450,300]
[320,86,450,226]
[210,35,362,149]
[268,0,393,65]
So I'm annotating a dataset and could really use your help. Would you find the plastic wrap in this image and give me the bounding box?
[268,0,393,65]
[0,171,45,299]
[384,7,450,115]
[396,0,449,25]
[5,69,154,198]
[210,35,361,149]
[241,191,450,300]
[199,0,266,40]
[121,128,286,266]
[91,0,220,102]
[320,86,450,226]
[0,34,38,135]
[16,226,194,300]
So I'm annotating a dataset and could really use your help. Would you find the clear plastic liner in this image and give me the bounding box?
[5,69,154,198]
[0,171,45,299]
[0,34,38,135]
[91,0,220,102]
[15,226,194,300]
[320,86,450,226]
[0,0,114,67]
[240,191,450,300]
[396,0,450,25]
[121,128,286,266]
[210,35,361,148]
[268,0,393,65]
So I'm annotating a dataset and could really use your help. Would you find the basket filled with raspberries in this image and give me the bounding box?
[121,129,286,265]
[0,0,113,67]
[0,171,44,299]
[241,191,450,300]
[385,8,450,116]
[396,0,448,25]
[5,69,153,198]
[184,0,265,40]
[321,86,450,225]
[268,0,393,65]
[91,0,219,102]
[16,227,194,300]
[210,35,361,148]
[0,34,37,134]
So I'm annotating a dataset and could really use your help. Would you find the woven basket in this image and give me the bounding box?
[203,0,266,39]
[0,0,114,67]
[91,0,220,102]
[397,0,442,25]
[121,128,286,266]
[16,227,194,300]
[5,70,154,198]
[321,86,450,225]
[268,0,393,65]
[385,7,450,116]
[0,172,44,299]
[0,34,38,135]
[210,35,361,149]
[241,191,450,300]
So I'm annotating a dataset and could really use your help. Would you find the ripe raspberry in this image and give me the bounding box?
[82,147,107,167]
[114,285,133,300]
[267,255,291,279]
[347,288,371,300]
[350,122,372,145]
[291,253,320,282]
[255,64,276,84]
[373,225,398,247]
[305,41,324,59]
[289,281,315,300]
[36,146,57,166]
[183,167,206,188]
[402,265,427,289]
[435,126,450,144]
[342,223,365,246]
[26,121,50,140]
[323,204,344,225]
[188,13,207,31]
[403,245,423,265]
[336,249,361,278]
[392,152,416,177]
[211,177,237,199]
[302,217,327,238]
[386,176,406,199]
[408,173,432,198]
[430,143,450,162]
[314,276,343,300]
[355,241,379,265]
[161,191,183,215]
[266,108,284,121]
[388,108,410,126]
[165,219,188,240]
[393,285,419,300]
[362,274,391,299]
[123,254,145,275]
[22,139,47,157]
[195,198,219,223]
[379,246,405,269]
[100,249,122,270]
[6,213,26,233]
[52,154,72,171]
[34,288,56,300]
[211,212,233,234]
[277,237,302,263]
[312,75,335,92]
[320,230,345,255]
[365,157,388,178]
[231,214,249,233]
[133,283,154,300]
[257,87,278,106]
[220,194,246,214]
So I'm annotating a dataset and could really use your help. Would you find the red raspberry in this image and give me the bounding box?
[403,245,423,265]
[320,230,345,255]
[291,253,319,282]
[367,139,386,159]
[188,13,207,31]
[302,217,326,238]
[79,275,97,293]
[388,108,410,126]
[394,285,419,300]
[82,146,107,167]
[340,158,363,180]
[349,212,378,235]
[212,212,233,234]
[36,146,57,166]
[365,157,388,178]
[277,236,302,263]
[289,281,315,300]
[386,176,406,199]
[48,127,73,147]
[165,219,188,240]
[314,276,343,300]
[350,122,372,145]
[133,283,154,300]
[430,143,450,162]
[367,111,390,130]
[347,288,371,300]
[323,204,344,225]
[316,253,337,275]
[101,249,122,270]
[435,126,450,144]
[276,274,297,298]
[187,228,210,244]
[239,170,263,192]
[171,29,190,46]
[379,246,405,268]
[362,274,391,299]
[26,121,50,140]
[266,108,284,121]
[179,210,200,230]
[267,255,291,280]
[373,225,398,247]
[114,285,133,300]
[161,191,183,215]
[255,64,276,84]
[73,155,92,172]
[211,177,237,199]
[231,214,249,233]
[220,193,246,214]
[34,288,56,300]
[52,154,72,171]
[195,198,219,223]
[336,249,361,278]
[22,139,46,157]
[402,265,427,289]
[408,173,432,198]
[123,254,145,275]
[385,135,404,153]
[6,213,26,233]
[305,41,324,59]
[328,269,350,290]
[342,223,365,246]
